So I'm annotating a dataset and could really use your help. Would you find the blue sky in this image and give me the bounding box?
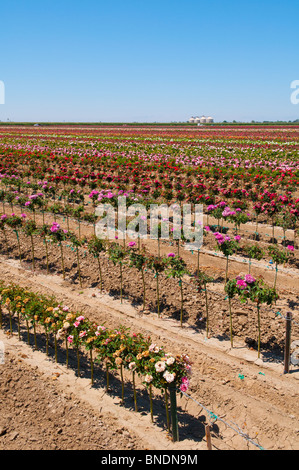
[0,0,298,122]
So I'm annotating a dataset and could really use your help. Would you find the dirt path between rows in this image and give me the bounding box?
[0,255,298,450]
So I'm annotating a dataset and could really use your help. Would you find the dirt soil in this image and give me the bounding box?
[0,251,298,451]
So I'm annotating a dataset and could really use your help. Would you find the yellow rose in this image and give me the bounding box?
[65,313,75,321]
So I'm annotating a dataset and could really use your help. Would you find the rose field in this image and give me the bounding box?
[0,124,298,451]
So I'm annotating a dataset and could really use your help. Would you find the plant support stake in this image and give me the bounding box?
[284,311,292,374]
[205,424,212,450]
[169,384,179,442]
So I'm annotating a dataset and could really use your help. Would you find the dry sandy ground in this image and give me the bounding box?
[0,254,298,451]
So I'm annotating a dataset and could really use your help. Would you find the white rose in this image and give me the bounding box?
[155,361,166,373]
[166,357,175,366]
[163,371,175,383]
[144,374,153,383]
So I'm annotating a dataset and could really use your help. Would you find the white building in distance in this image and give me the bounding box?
[189,115,214,124]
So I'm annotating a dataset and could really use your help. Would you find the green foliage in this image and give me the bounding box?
[87,235,106,258]
[128,248,147,272]
[23,219,38,236]
[165,256,189,280]
[268,245,290,266]
[108,242,126,265]
[146,254,167,274]
[244,244,264,261]
[193,270,214,291]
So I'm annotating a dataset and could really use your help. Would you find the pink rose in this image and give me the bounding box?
[236,279,247,289]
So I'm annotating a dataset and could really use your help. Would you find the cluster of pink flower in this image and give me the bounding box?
[180,376,190,393]
[236,274,256,289]
[67,315,86,343]
[214,232,241,245]
[206,201,226,212]
[50,222,68,234]
[50,222,60,233]
[222,206,238,218]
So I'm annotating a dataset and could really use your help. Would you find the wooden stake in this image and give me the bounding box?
[205,424,212,450]
[169,384,179,442]
[284,311,292,374]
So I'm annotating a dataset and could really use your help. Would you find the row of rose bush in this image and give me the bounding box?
[0,212,194,326]
[0,213,289,357]
[0,176,298,258]
[0,280,192,439]
[0,281,191,391]
[1,173,298,229]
